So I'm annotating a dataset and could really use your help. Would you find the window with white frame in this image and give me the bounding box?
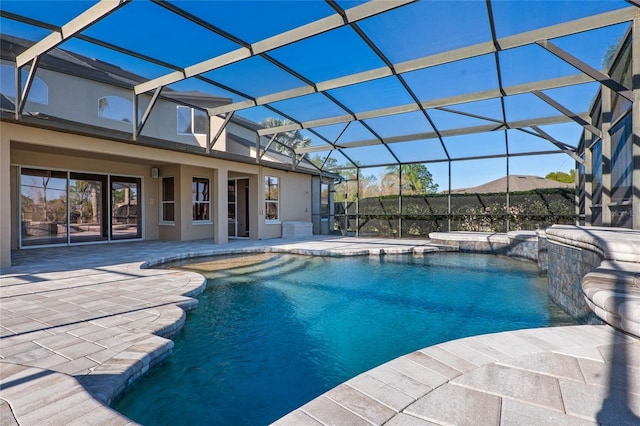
[177,106,207,135]
[264,176,279,222]
[161,177,175,223]
[192,177,210,222]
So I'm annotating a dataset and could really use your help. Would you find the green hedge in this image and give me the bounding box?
[334,188,576,236]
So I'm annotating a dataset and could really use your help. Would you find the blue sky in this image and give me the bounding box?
[0,0,632,188]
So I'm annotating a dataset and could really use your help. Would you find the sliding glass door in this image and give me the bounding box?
[20,168,142,247]
[69,173,108,243]
[20,168,68,246]
[111,177,142,240]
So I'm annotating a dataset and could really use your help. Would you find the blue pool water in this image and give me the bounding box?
[112,252,576,425]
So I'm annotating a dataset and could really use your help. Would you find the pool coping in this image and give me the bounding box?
[1,233,639,424]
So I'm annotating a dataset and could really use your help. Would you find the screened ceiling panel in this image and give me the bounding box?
[503,93,571,123]
[507,129,564,154]
[390,139,448,164]
[334,121,377,144]
[490,0,630,39]
[169,0,336,44]
[356,0,492,64]
[538,82,601,114]
[2,0,637,174]
[340,144,398,167]
[166,77,247,104]
[498,44,581,88]
[235,105,289,126]
[268,92,349,123]
[307,123,350,146]
[202,56,308,99]
[533,122,584,147]
[267,26,387,82]
[0,18,55,43]
[363,111,434,139]
[403,54,499,102]
[428,109,501,132]
[509,153,573,176]
[79,2,242,68]
[56,38,174,80]
[307,149,353,169]
[327,76,414,114]
[0,0,98,27]
[444,132,507,159]
[550,23,631,72]
[435,98,505,123]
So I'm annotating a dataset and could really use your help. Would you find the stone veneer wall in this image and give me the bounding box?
[430,232,539,261]
[546,239,603,324]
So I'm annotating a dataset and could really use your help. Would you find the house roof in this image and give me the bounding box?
[449,175,573,194]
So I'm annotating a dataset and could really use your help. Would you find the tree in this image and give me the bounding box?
[602,36,623,70]
[261,118,311,156]
[310,154,339,170]
[545,170,575,184]
[383,164,439,195]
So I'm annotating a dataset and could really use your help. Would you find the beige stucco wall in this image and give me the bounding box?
[259,167,312,240]
[0,121,317,268]
[5,63,213,149]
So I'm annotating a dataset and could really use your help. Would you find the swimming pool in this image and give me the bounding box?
[112,252,576,425]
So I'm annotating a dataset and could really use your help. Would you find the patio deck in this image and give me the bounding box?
[1,237,638,425]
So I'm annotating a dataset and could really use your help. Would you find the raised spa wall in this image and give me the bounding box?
[431,226,640,332]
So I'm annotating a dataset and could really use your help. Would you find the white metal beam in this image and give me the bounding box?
[258,74,593,136]
[296,114,579,154]
[16,0,130,68]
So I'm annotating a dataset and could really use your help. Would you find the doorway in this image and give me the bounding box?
[111,176,142,240]
[228,178,249,238]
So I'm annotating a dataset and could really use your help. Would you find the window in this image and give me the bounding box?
[98,96,139,123]
[192,177,210,222]
[321,183,329,220]
[161,177,175,222]
[264,176,279,222]
[1,65,48,107]
[177,106,207,135]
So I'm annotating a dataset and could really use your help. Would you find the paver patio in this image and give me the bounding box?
[1,237,639,425]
